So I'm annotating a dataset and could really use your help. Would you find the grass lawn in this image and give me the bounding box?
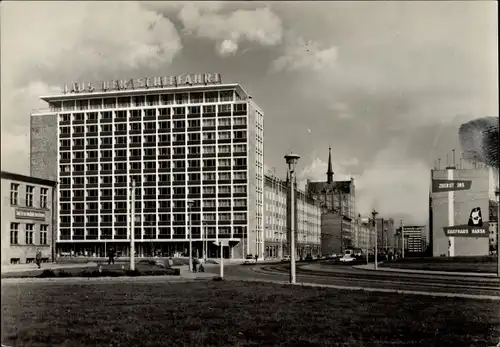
[1,262,177,279]
[381,256,497,273]
[1,281,499,347]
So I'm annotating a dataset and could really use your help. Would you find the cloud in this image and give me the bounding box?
[270,32,338,72]
[177,4,283,56]
[1,1,182,175]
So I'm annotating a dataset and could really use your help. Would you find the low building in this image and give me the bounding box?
[1,171,57,265]
[264,173,321,259]
[321,212,352,255]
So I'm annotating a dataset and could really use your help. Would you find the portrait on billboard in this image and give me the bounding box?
[467,207,483,227]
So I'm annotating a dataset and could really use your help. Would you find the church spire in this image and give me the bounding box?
[327,147,334,184]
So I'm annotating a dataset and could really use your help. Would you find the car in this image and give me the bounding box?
[243,255,257,265]
[281,255,291,262]
[339,254,355,263]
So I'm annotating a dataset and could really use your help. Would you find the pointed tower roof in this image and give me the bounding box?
[327,147,334,184]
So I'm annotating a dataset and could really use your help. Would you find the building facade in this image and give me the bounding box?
[430,167,490,257]
[353,216,375,252]
[375,218,396,254]
[321,212,353,255]
[30,73,264,259]
[264,173,321,259]
[1,171,56,265]
[396,225,426,254]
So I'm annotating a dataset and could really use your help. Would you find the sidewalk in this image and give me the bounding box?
[1,262,98,274]
[353,263,498,278]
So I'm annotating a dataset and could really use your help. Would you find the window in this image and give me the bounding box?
[25,224,34,244]
[203,119,216,127]
[203,146,215,154]
[10,223,19,244]
[218,118,231,126]
[203,132,216,141]
[203,186,216,195]
[218,131,231,140]
[26,185,34,207]
[203,159,216,167]
[203,105,216,113]
[40,225,48,245]
[40,188,48,208]
[10,183,19,205]
[203,173,216,181]
[203,200,216,208]
[218,159,231,167]
[233,144,247,153]
[101,124,112,132]
[234,172,247,180]
[218,172,231,180]
[219,199,231,207]
[220,90,233,102]
[218,145,230,153]
[218,104,231,113]
[234,117,247,125]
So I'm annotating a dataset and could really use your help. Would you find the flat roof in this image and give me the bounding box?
[40,83,250,103]
[1,171,57,187]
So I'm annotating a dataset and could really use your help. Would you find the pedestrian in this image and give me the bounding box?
[108,247,115,265]
[35,249,42,269]
[254,254,258,263]
[192,258,198,273]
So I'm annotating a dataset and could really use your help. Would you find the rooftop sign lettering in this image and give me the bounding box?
[62,73,222,94]
[431,179,472,193]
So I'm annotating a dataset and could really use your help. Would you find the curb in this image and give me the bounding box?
[352,264,498,278]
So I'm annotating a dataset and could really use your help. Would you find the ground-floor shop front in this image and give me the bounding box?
[264,241,321,259]
[56,240,246,259]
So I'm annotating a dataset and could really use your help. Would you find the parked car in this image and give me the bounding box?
[304,254,313,261]
[281,255,291,262]
[339,254,355,263]
[243,255,257,265]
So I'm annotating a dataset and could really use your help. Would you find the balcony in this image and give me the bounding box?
[187,113,201,119]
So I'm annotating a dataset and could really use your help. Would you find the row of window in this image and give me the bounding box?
[60,158,248,173]
[62,198,248,211]
[61,212,248,224]
[61,172,247,186]
[10,184,49,208]
[60,185,248,198]
[60,118,247,135]
[59,225,248,240]
[52,91,244,112]
[59,106,248,123]
[10,223,48,245]
[60,145,248,161]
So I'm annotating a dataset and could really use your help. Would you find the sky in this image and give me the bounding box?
[1,1,498,224]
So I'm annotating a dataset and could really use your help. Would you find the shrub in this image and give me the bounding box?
[57,271,72,277]
[38,269,56,278]
[125,270,141,277]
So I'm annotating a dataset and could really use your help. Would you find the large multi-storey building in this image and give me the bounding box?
[263,173,321,259]
[306,148,356,220]
[375,217,396,253]
[1,171,57,265]
[30,73,264,259]
[396,225,427,254]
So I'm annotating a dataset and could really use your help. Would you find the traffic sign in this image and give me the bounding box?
[432,179,472,193]
[443,225,488,237]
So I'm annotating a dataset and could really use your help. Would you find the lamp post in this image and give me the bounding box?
[129,179,136,271]
[188,200,194,272]
[285,153,300,284]
[496,187,499,278]
[371,209,378,270]
[203,220,207,263]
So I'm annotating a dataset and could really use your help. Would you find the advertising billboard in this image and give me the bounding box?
[431,168,490,257]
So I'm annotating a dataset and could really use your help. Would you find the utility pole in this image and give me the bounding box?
[372,209,378,270]
[400,219,404,259]
[129,179,136,271]
[188,200,194,272]
[285,153,300,284]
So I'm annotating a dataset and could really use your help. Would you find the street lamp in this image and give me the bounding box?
[188,200,195,272]
[496,186,500,278]
[129,179,136,271]
[203,220,207,263]
[371,209,378,270]
[285,152,300,284]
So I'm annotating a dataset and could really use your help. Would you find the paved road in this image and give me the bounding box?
[206,261,500,298]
